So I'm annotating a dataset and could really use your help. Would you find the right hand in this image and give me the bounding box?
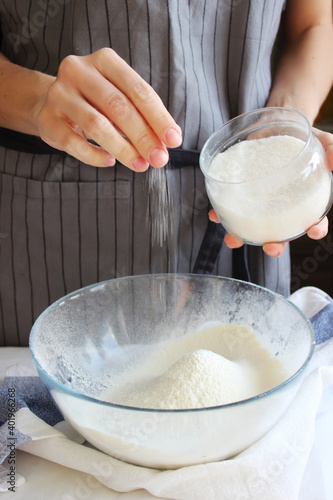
[35,48,182,170]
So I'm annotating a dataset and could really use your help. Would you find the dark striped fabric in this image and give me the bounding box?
[0,0,290,346]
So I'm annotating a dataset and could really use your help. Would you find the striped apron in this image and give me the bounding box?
[0,0,290,345]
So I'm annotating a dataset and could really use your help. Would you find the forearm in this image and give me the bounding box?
[0,52,55,135]
[267,23,333,124]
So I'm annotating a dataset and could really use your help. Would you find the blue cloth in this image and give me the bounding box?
[3,377,63,427]
[0,377,63,464]
[310,296,333,344]
[0,387,32,463]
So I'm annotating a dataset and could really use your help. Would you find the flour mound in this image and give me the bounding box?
[124,349,249,409]
[106,324,285,410]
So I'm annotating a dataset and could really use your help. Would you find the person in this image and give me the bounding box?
[0,0,332,346]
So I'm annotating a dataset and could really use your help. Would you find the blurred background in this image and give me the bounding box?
[290,88,333,297]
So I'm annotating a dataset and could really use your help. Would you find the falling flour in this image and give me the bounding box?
[147,167,173,248]
[105,323,285,409]
[206,135,332,243]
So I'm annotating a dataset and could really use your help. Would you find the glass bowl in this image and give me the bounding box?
[199,107,333,245]
[29,274,315,469]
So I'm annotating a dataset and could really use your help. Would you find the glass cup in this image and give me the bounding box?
[199,107,333,245]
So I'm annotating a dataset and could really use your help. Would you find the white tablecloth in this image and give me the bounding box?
[2,348,160,500]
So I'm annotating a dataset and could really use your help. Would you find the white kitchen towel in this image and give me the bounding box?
[1,286,333,499]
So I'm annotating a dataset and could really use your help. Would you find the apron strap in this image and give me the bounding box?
[0,127,67,155]
[193,220,250,280]
[168,148,226,274]
[168,148,250,281]
[167,147,202,168]
[232,246,250,282]
[192,220,226,275]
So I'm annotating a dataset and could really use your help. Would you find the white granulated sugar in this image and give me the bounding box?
[207,135,331,242]
[106,323,285,410]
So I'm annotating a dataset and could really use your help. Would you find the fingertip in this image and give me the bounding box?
[132,156,150,172]
[263,243,285,257]
[71,139,116,167]
[165,126,183,148]
[208,209,220,223]
[307,217,328,240]
[307,227,326,240]
[326,144,333,170]
[149,147,169,168]
[102,155,116,167]
[224,233,243,249]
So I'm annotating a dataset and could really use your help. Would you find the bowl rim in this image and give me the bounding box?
[29,273,316,414]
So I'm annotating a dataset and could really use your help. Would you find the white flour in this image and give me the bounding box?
[119,349,252,409]
[207,135,332,243]
[209,135,305,183]
[52,324,288,468]
[147,167,173,247]
[106,323,285,409]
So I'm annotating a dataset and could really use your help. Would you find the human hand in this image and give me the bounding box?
[209,127,333,257]
[35,48,182,170]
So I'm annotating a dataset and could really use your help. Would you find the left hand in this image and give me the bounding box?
[209,127,333,257]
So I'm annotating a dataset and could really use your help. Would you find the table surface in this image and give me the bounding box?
[1,347,333,500]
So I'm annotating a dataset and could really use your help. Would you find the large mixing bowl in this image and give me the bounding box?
[29,274,315,469]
